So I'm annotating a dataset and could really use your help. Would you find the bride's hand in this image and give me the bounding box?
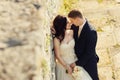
[66,65,72,74]
[70,62,76,69]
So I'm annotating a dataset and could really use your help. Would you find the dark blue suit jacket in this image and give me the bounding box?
[71,21,99,67]
[71,21,99,80]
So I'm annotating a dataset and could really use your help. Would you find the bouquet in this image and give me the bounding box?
[72,66,82,80]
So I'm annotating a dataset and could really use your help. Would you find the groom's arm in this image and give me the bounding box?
[75,30,97,66]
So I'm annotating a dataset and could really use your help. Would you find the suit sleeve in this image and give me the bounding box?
[75,31,97,66]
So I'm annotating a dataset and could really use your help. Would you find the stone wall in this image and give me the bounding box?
[35,0,62,80]
[0,0,62,80]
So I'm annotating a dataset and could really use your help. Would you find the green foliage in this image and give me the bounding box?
[59,0,79,15]
[96,27,103,32]
[97,0,103,3]
[113,44,120,48]
[45,33,50,53]
[41,58,49,78]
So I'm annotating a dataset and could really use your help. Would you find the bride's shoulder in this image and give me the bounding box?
[54,37,59,41]
[53,37,60,43]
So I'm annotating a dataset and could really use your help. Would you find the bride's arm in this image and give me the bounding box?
[54,38,73,74]
[53,38,68,69]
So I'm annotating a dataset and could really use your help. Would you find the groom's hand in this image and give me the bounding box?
[70,63,76,69]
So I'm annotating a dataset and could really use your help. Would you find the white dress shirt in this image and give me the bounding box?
[78,19,86,37]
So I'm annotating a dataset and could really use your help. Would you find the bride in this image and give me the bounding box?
[53,15,92,80]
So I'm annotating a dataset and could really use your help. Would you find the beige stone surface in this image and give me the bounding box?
[113,52,120,70]
[98,67,114,80]
[0,46,35,80]
[97,49,111,67]
[115,69,120,80]
[0,1,38,80]
[109,47,120,58]
[114,27,120,45]
[97,32,116,49]
[0,0,61,80]
[33,0,62,79]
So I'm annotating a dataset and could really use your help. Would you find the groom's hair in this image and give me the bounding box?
[68,10,83,18]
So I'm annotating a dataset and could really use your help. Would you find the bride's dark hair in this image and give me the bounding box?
[53,15,67,42]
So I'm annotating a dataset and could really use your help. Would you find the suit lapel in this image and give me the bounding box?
[71,24,79,41]
[78,21,88,39]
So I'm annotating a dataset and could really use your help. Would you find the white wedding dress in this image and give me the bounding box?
[56,38,92,80]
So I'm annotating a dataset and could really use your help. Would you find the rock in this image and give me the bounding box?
[113,52,120,70]
[97,49,111,67]
[116,0,120,3]
[113,53,120,80]
[115,69,120,80]
[0,42,7,50]
[109,46,120,57]
[97,31,116,49]
[114,27,120,45]
[98,67,114,80]
[4,38,23,47]
[0,0,61,80]
[33,3,41,10]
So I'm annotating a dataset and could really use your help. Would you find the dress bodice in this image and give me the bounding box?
[60,39,78,64]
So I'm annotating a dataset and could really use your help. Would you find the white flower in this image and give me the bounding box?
[72,66,82,80]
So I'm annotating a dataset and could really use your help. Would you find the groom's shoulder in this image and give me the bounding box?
[86,22,97,36]
[87,22,96,32]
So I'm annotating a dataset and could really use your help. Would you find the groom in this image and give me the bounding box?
[68,10,99,80]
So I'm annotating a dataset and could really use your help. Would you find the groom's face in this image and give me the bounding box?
[69,17,80,26]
